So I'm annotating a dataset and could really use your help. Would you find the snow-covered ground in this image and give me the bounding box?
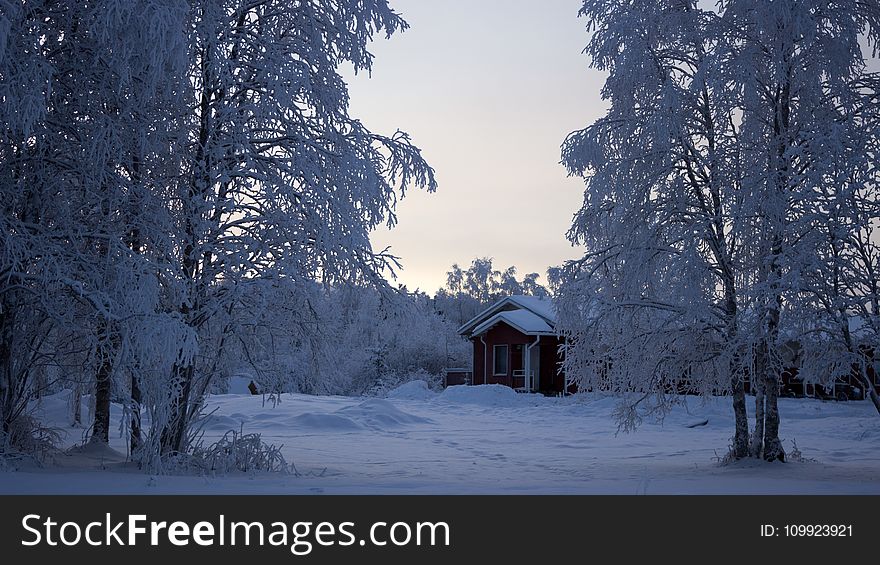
[1,383,878,494]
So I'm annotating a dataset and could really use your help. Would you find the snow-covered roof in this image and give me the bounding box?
[470,309,555,337]
[458,295,557,337]
[507,295,556,323]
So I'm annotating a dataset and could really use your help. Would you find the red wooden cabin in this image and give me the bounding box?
[458,296,567,394]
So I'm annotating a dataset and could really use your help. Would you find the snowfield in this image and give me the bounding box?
[1,384,878,494]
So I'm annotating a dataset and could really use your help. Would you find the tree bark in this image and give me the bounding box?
[757,233,786,460]
[724,290,749,459]
[730,370,749,458]
[70,383,82,427]
[160,363,194,455]
[0,305,12,437]
[90,350,112,444]
[759,296,785,461]
[129,372,142,454]
[757,56,790,463]
[762,369,785,461]
[750,367,764,458]
[724,295,749,459]
[157,37,210,459]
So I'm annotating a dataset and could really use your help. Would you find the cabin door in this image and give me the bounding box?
[528,342,540,392]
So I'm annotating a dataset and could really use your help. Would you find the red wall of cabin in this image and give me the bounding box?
[470,323,566,393]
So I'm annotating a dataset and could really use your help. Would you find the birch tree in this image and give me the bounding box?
[1,0,433,465]
[718,0,880,459]
[0,0,189,451]
[558,0,880,460]
[557,0,752,456]
[155,0,435,456]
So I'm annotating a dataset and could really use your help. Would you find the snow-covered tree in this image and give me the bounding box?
[558,0,880,460]
[434,258,550,327]
[213,282,468,397]
[0,0,190,453]
[782,81,880,415]
[558,1,751,454]
[0,0,435,465]
[151,0,435,456]
[717,0,880,458]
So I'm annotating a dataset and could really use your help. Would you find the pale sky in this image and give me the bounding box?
[344,0,606,293]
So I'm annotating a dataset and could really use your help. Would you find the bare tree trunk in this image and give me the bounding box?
[0,322,12,434]
[0,306,12,437]
[727,318,749,459]
[750,366,765,458]
[756,59,790,463]
[760,297,785,461]
[129,372,142,454]
[724,292,749,459]
[759,232,786,462]
[70,382,82,427]
[90,163,116,445]
[32,367,45,400]
[730,369,749,458]
[90,348,112,444]
[160,363,194,455]
[157,37,210,459]
[125,173,143,454]
[90,316,120,445]
[762,371,785,461]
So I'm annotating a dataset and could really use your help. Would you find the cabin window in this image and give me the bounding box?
[493,345,508,376]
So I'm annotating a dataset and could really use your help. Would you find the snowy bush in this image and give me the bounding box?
[185,426,289,474]
[787,439,817,464]
[145,420,289,476]
[0,415,62,469]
